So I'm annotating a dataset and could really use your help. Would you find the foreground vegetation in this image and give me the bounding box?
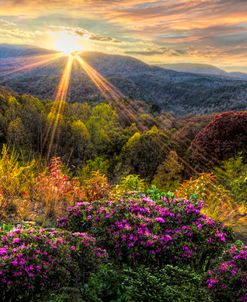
[0,194,246,301]
[0,150,246,301]
[0,89,246,301]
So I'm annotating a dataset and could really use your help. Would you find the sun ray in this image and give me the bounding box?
[45,55,73,159]
[75,54,146,130]
[75,55,217,174]
[75,54,123,100]
[0,53,64,79]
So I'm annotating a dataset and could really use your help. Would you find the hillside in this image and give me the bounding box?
[160,63,247,80]
[0,73,246,302]
[1,45,247,115]
[158,63,228,76]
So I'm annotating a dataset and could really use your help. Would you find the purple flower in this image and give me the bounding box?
[11,259,18,266]
[71,245,76,251]
[155,217,165,223]
[13,238,21,244]
[207,279,217,288]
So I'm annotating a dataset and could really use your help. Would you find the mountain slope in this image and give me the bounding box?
[0,45,247,115]
[158,63,228,76]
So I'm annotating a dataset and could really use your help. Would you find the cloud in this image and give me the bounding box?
[0,0,246,70]
[48,25,121,43]
[0,18,40,44]
[89,34,121,43]
[0,19,17,27]
[126,47,188,56]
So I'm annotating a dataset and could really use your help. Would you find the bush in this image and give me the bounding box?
[175,173,246,225]
[0,227,106,301]
[0,145,35,220]
[34,157,82,220]
[118,174,145,193]
[82,263,212,302]
[206,242,247,302]
[80,171,111,202]
[58,196,234,268]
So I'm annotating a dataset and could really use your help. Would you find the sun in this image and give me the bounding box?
[53,31,83,55]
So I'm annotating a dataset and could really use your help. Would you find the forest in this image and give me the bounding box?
[0,85,246,301]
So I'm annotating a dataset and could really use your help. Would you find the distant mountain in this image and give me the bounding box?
[0,44,247,116]
[158,63,228,77]
[229,72,247,80]
[159,63,247,80]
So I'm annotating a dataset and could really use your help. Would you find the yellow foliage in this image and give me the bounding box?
[175,173,247,226]
[81,171,111,202]
[0,145,35,220]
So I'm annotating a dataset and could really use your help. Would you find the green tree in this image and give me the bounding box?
[7,117,29,147]
[79,156,110,182]
[86,103,120,154]
[121,126,170,180]
[153,150,184,192]
[68,120,91,161]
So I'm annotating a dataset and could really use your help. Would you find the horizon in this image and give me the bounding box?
[1,42,246,75]
[0,0,247,73]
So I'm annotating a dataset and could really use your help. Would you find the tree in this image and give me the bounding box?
[67,120,91,162]
[121,126,170,180]
[86,103,120,154]
[7,117,29,147]
[152,150,184,192]
[189,111,247,170]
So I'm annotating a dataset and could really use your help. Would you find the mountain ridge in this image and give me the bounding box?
[1,44,247,116]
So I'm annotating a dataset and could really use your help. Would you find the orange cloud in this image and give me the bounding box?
[0,0,246,71]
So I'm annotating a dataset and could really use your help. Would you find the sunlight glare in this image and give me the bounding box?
[53,31,83,55]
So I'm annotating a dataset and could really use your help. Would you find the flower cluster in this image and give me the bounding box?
[206,244,247,301]
[58,196,234,267]
[0,227,106,301]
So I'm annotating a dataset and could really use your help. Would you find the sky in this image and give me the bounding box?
[0,0,247,72]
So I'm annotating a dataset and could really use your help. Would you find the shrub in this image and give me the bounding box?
[34,157,82,220]
[80,171,111,202]
[206,242,247,302]
[82,263,212,302]
[175,173,246,225]
[58,196,234,268]
[0,145,35,220]
[0,227,106,301]
[118,174,145,193]
[214,155,247,204]
[79,156,110,182]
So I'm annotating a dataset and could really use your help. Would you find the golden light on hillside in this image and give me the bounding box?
[75,55,130,116]
[75,54,123,100]
[75,54,145,129]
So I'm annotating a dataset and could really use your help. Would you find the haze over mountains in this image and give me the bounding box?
[159,63,247,80]
[0,44,247,116]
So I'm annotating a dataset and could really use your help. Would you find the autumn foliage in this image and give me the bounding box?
[189,112,247,169]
